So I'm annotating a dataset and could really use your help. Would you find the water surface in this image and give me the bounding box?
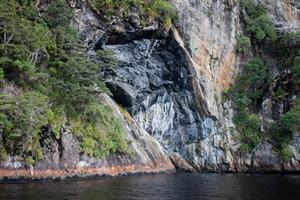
[0,173,299,200]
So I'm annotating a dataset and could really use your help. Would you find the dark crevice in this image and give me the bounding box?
[93,28,167,51]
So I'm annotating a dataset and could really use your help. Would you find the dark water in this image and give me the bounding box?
[0,173,300,200]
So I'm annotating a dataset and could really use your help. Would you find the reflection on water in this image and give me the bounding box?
[0,173,300,200]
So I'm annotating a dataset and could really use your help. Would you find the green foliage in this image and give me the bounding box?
[292,56,300,85]
[25,156,35,166]
[238,58,269,104]
[240,0,277,41]
[263,100,299,160]
[239,0,266,18]
[236,35,251,54]
[46,109,64,139]
[90,0,131,12]
[282,100,300,133]
[278,145,292,161]
[268,124,293,161]
[96,49,118,68]
[52,26,80,56]
[233,1,298,159]
[0,142,8,161]
[0,0,129,163]
[229,58,269,152]
[223,88,230,96]
[89,0,177,28]
[72,104,128,158]
[147,0,178,28]
[246,15,277,41]
[231,44,300,158]
[49,55,108,117]
[0,0,56,87]
[0,91,51,161]
[272,88,288,100]
[274,30,300,87]
[233,98,261,152]
[0,67,4,80]
[43,0,74,28]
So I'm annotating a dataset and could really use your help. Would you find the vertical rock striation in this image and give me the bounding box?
[258,0,299,32]
[171,0,241,119]
[168,0,300,172]
[1,0,299,179]
[72,0,300,173]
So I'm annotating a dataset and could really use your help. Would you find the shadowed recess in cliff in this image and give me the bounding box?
[98,29,218,170]
[92,28,167,50]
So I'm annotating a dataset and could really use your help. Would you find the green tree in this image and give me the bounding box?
[74,104,128,158]
[0,67,4,80]
[233,97,261,152]
[292,56,300,85]
[0,91,51,161]
[89,0,177,28]
[239,58,269,105]
[43,0,74,28]
[230,58,269,152]
[236,35,251,54]
[96,49,118,68]
[0,0,129,163]
[0,0,55,87]
[48,55,108,117]
[240,0,277,41]
[282,100,300,133]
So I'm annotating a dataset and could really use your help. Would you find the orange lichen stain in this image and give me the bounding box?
[217,51,236,90]
[192,45,237,91]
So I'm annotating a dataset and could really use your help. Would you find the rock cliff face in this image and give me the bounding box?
[0,93,174,179]
[259,0,299,32]
[1,0,299,179]
[88,0,299,173]
[168,0,300,172]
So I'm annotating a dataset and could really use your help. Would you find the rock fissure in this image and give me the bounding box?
[1,0,300,180]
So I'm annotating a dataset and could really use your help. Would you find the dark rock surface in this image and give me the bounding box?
[0,94,175,180]
[1,0,300,180]
[101,30,213,169]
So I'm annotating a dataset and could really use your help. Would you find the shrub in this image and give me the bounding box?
[25,156,35,166]
[292,55,300,85]
[52,26,80,56]
[239,0,266,18]
[46,108,64,139]
[147,0,178,28]
[230,58,269,152]
[282,100,300,133]
[0,68,4,80]
[267,100,300,160]
[278,145,292,161]
[0,0,129,163]
[0,91,51,162]
[0,143,8,161]
[237,58,269,105]
[48,55,108,117]
[233,109,261,152]
[268,124,293,161]
[240,0,277,41]
[275,30,300,65]
[43,0,74,28]
[72,104,128,158]
[236,35,251,54]
[0,0,56,87]
[246,15,277,41]
[233,0,298,159]
[89,0,177,28]
[96,49,118,68]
